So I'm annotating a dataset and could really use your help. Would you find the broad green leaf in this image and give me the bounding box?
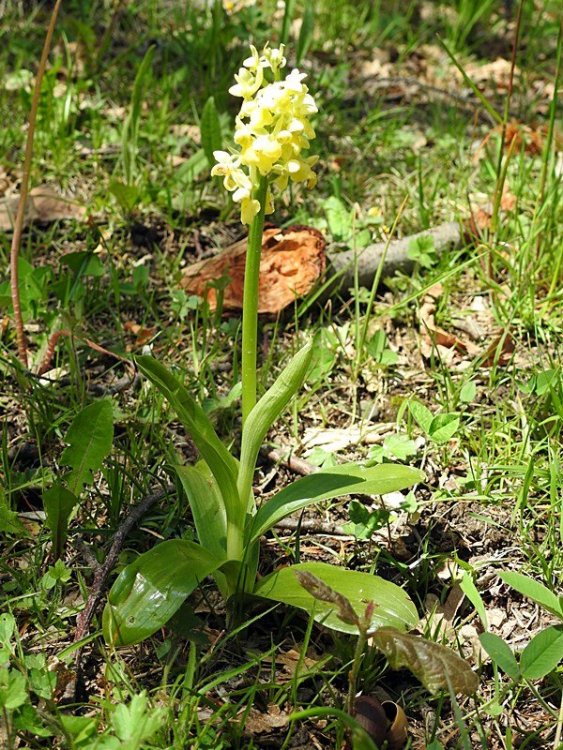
[520,625,563,680]
[111,692,165,744]
[59,716,98,744]
[249,463,424,544]
[479,632,520,681]
[0,669,28,710]
[459,380,477,403]
[176,463,227,559]
[60,251,105,278]
[499,571,563,620]
[408,400,433,435]
[429,413,460,444]
[109,180,141,213]
[371,628,479,695]
[200,96,222,169]
[103,540,224,646]
[0,613,16,664]
[0,492,27,536]
[61,399,114,496]
[239,342,314,503]
[323,196,352,241]
[43,484,78,559]
[254,562,418,634]
[135,356,240,521]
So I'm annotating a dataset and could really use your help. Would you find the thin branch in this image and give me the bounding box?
[10,0,63,366]
[36,329,129,376]
[73,484,175,644]
[262,447,316,476]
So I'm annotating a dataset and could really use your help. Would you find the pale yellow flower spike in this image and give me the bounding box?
[211,43,318,225]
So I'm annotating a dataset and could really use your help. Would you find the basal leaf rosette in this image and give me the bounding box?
[211,44,318,224]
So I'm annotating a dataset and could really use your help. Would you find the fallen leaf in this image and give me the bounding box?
[481,330,516,367]
[181,225,326,314]
[354,695,388,747]
[302,424,392,454]
[123,321,156,349]
[0,185,86,230]
[418,290,480,360]
[466,58,520,93]
[275,648,320,680]
[243,704,289,734]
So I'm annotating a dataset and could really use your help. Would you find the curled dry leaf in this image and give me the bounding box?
[370,627,479,696]
[243,704,289,735]
[0,185,86,230]
[181,225,326,314]
[417,287,480,361]
[123,321,156,350]
[354,695,388,746]
[382,701,408,750]
[354,696,409,750]
[482,329,516,367]
[465,58,520,94]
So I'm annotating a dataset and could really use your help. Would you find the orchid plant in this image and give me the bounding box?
[103,45,423,649]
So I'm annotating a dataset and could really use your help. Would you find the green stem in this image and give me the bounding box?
[347,629,367,714]
[226,513,245,562]
[241,176,269,424]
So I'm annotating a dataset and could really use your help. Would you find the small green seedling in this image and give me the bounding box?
[43,399,114,558]
[480,571,563,683]
[408,399,460,444]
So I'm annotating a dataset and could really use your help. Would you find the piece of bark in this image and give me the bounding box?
[181,225,326,314]
[326,221,461,293]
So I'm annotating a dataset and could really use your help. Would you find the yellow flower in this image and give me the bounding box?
[241,134,283,174]
[240,194,261,224]
[229,66,263,100]
[214,44,318,225]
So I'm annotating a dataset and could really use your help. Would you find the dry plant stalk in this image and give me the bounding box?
[10,0,63,366]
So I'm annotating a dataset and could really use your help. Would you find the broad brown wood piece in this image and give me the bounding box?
[181,225,326,314]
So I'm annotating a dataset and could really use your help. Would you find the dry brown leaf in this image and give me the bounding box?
[418,290,480,360]
[181,225,326,314]
[481,330,516,367]
[466,186,517,234]
[275,648,319,680]
[302,424,392,454]
[123,321,156,350]
[243,704,289,735]
[0,185,86,230]
[466,58,520,93]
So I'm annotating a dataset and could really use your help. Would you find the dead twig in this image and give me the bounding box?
[327,221,462,293]
[273,517,350,536]
[73,483,174,700]
[36,329,130,376]
[10,0,63,366]
[262,447,316,476]
[73,483,175,645]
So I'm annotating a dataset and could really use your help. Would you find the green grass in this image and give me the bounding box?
[1,0,562,748]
